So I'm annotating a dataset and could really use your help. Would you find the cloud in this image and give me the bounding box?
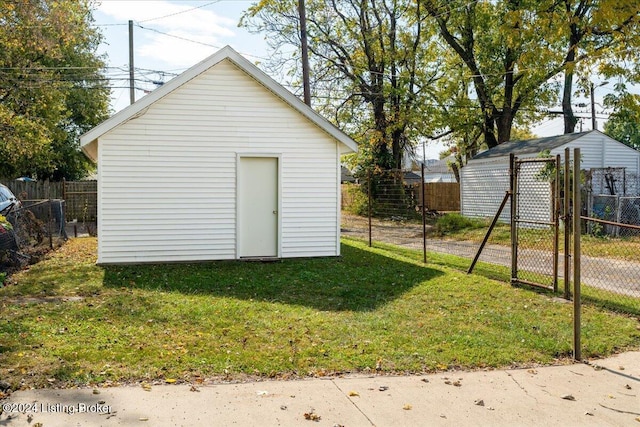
[98,1,237,66]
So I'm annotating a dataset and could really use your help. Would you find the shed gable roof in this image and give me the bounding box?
[80,46,357,161]
[471,131,593,160]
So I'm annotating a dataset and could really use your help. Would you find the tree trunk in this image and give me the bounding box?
[562,25,581,134]
[483,114,499,148]
[562,69,578,134]
[496,112,514,143]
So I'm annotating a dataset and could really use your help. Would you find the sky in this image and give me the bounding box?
[93,0,614,160]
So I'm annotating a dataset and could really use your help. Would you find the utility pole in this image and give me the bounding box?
[298,0,311,106]
[129,20,135,105]
[590,82,596,130]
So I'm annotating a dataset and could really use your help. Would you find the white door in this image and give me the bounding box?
[238,157,278,257]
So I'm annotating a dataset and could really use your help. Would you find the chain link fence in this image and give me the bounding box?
[579,217,640,312]
[512,158,559,290]
[341,160,640,317]
[1,200,68,272]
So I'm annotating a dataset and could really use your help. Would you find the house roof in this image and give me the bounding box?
[80,46,358,162]
[419,156,454,174]
[403,171,422,183]
[471,131,594,160]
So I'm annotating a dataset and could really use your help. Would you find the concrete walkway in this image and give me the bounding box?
[2,352,639,426]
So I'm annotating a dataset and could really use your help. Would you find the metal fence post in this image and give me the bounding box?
[553,154,560,292]
[421,163,426,264]
[564,148,571,299]
[48,199,53,249]
[510,153,517,284]
[368,169,372,247]
[573,148,581,361]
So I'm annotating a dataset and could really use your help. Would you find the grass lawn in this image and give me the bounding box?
[0,237,639,389]
[430,216,640,263]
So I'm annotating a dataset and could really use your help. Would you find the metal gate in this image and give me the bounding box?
[511,154,561,290]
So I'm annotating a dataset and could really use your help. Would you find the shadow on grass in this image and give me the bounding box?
[102,242,443,312]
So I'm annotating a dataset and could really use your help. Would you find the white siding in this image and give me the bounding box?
[460,158,510,222]
[550,133,640,195]
[461,158,551,225]
[98,59,339,264]
[461,132,640,221]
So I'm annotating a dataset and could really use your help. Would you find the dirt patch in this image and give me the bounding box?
[341,212,432,246]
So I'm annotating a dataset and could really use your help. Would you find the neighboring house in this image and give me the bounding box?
[341,166,356,183]
[80,46,357,264]
[416,157,457,183]
[403,171,422,185]
[460,130,640,221]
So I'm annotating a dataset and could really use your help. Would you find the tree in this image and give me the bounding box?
[0,0,109,180]
[243,0,442,171]
[603,90,640,149]
[423,0,568,149]
[558,0,640,134]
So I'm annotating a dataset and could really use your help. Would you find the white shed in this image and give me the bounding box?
[80,46,357,264]
[460,130,640,221]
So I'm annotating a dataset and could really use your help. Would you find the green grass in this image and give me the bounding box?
[430,213,640,263]
[0,237,638,389]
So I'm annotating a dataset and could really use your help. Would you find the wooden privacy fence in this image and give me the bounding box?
[417,182,460,212]
[0,179,97,221]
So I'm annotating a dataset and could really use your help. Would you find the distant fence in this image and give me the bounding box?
[418,183,460,212]
[0,179,97,221]
[342,181,460,213]
[1,199,68,270]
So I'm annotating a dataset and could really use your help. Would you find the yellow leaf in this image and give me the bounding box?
[165,378,176,384]
[348,391,359,397]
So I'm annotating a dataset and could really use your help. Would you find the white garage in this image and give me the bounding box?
[80,46,357,264]
[460,130,640,221]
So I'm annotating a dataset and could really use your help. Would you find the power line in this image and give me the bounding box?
[137,1,222,23]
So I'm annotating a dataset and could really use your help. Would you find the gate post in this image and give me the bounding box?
[367,169,372,247]
[553,155,560,292]
[510,153,517,284]
[572,148,582,361]
[564,148,571,299]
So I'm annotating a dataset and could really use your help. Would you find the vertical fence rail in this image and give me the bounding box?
[572,148,582,361]
[564,148,571,299]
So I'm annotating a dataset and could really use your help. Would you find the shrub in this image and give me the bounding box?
[435,213,486,235]
[342,183,369,216]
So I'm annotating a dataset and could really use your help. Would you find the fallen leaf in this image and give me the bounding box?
[141,383,152,392]
[379,386,389,391]
[165,378,176,384]
[190,385,199,392]
[403,404,412,410]
[348,391,359,397]
[139,417,149,421]
[561,394,575,401]
[280,405,287,410]
[625,384,632,390]
[527,369,537,375]
[304,410,321,421]
[93,388,100,394]
[585,412,594,416]
[421,378,429,383]
[474,399,485,406]
[453,381,462,387]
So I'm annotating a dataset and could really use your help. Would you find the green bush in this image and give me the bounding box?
[435,213,486,235]
[342,183,369,216]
